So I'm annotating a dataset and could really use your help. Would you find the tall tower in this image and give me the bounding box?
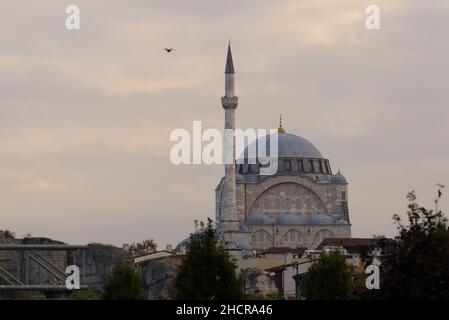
[220,43,240,241]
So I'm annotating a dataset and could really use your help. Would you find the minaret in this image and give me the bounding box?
[220,42,240,240]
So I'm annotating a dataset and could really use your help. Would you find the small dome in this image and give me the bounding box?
[246,212,273,225]
[336,219,349,225]
[277,213,305,225]
[175,236,191,252]
[308,213,333,225]
[331,171,347,183]
[228,239,250,249]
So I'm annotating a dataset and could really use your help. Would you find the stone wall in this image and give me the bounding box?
[237,174,348,221]
[241,268,278,298]
[137,256,182,300]
[78,244,132,293]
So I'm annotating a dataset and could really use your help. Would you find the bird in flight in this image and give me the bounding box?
[164,48,176,53]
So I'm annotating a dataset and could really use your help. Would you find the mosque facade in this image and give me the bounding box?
[215,44,351,251]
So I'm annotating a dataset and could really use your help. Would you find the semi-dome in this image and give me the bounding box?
[241,132,323,160]
[277,213,305,225]
[308,213,333,225]
[331,171,347,183]
[246,212,273,225]
[175,236,191,252]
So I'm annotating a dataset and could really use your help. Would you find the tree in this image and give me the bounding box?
[372,188,449,299]
[102,263,146,300]
[175,221,243,299]
[302,251,353,300]
[131,239,158,255]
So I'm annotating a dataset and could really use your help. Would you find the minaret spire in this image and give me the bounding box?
[220,42,239,242]
[225,41,235,74]
[224,42,236,97]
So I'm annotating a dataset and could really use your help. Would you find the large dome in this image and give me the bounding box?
[241,132,323,160]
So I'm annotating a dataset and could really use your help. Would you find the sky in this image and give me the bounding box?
[1,0,448,247]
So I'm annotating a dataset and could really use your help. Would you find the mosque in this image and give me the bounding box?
[214,44,351,251]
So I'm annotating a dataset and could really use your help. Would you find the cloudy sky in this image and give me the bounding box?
[1,0,448,247]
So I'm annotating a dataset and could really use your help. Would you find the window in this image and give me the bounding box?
[285,198,291,210]
[274,198,280,210]
[282,230,304,246]
[253,230,272,243]
[319,160,324,173]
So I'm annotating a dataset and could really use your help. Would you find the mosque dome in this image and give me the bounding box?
[242,132,323,160]
[246,212,273,225]
[277,213,305,225]
[331,171,347,183]
[308,213,334,225]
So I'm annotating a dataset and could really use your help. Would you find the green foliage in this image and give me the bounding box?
[0,291,47,300]
[372,189,449,299]
[302,251,353,300]
[102,263,146,300]
[175,221,243,300]
[131,239,158,255]
[69,289,100,300]
[0,291,34,300]
[32,294,47,300]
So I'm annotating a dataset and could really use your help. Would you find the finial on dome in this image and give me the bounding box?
[278,114,286,133]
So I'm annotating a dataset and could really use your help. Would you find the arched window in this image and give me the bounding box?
[295,199,301,210]
[282,230,304,246]
[306,199,312,214]
[313,229,335,248]
[252,230,272,244]
[274,198,280,210]
[264,199,270,210]
[285,198,291,210]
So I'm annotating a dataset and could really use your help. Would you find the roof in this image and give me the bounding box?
[316,238,395,253]
[134,250,177,264]
[265,259,315,273]
[261,247,307,256]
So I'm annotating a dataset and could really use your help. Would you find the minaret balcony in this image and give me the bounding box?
[221,96,239,108]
